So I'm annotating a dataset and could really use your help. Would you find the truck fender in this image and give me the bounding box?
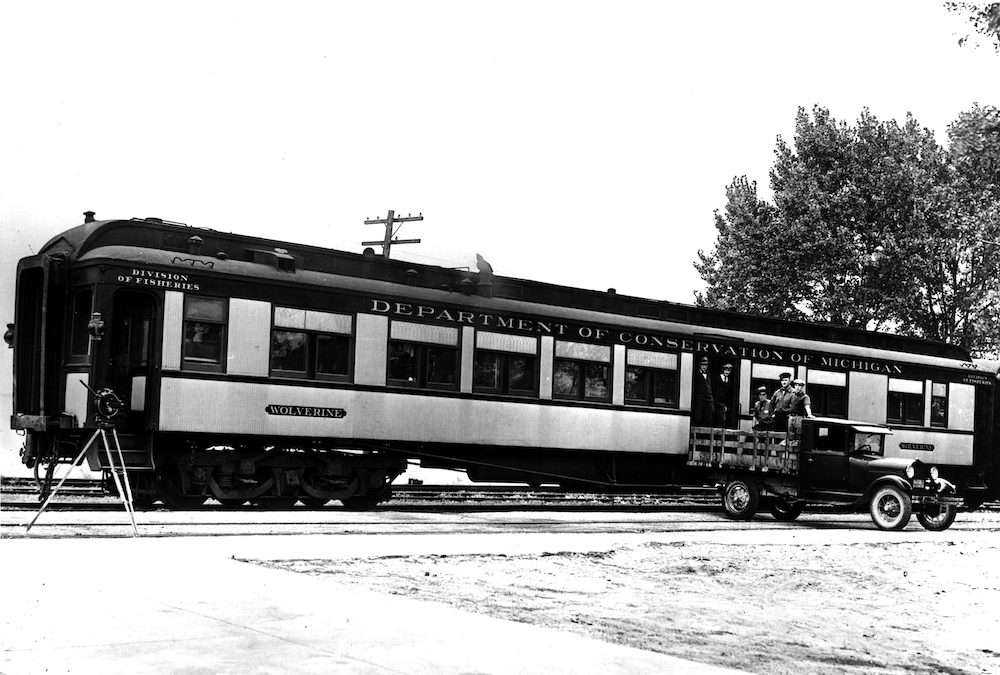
[863,475,911,504]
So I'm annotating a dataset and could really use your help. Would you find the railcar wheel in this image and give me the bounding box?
[216,498,247,509]
[869,485,912,530]
[156,470,207,510]
[916,504,957,531]
[342,485,393,510]
[767,499,804,521]
[721,479,759,520]
[300,497,331,508]
[252,497,298,510]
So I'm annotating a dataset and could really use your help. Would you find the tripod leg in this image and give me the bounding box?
[101,429,138,536]
[110,429,138,511]
[25,431,100,533]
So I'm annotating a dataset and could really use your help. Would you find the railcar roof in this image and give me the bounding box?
[39,217,972,362]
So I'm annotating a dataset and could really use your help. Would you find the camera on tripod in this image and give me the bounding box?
[92,387,125,425]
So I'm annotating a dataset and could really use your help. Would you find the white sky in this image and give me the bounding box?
[0,1,996,470]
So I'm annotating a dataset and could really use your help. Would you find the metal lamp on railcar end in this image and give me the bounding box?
[4,323,12,348]
[87,312,105,341]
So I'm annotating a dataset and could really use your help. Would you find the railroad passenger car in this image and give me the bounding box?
[8,214,998,507]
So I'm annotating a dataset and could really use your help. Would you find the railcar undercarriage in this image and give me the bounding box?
[26,431,407,509]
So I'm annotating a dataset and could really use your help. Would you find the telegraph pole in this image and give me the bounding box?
[363,210,423,258]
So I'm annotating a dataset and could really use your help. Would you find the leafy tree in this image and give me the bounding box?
[697,106,948,331]
[946,2,1000,51]
[696,104,1000,355]
[905,104,1000,353]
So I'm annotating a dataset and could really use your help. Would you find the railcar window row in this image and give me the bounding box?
[170,299,955,428]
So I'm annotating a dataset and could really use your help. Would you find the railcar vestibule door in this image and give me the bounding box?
[107,291,156,431]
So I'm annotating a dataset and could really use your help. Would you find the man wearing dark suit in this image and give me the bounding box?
[714,362,735,426]
[692,357,715,426]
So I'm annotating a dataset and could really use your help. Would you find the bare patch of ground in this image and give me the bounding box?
[259,538,1000,675]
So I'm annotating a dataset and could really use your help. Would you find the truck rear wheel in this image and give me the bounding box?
[869,485,912,530]
[916,504,957,531]
[722,479,759,520]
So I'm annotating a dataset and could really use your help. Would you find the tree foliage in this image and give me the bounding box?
[946,2,1000,51]
[695,104,1000,355]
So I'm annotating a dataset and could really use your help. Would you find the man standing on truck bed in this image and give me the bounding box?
[789,378,814,419]
[771,372,794,432]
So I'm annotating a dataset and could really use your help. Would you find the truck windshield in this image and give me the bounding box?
[853,433,884,456]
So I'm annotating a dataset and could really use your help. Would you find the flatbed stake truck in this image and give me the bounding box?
[688,417,962,531]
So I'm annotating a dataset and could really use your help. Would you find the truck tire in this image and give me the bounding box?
[916,504,957,531]
[767,499,804,521]
[869,485,912,530]
[722,479,759,520]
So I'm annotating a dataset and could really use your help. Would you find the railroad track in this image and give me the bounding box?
[1,477,718,507]
[4,477,996,511]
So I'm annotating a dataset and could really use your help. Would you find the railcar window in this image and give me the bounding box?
[930,382,948,428]
[70,288,93,356]
[624,349,678,408]
[183,296,226,370]
[474,351,538,396]
[271,307,353,381]
[272,331,309,373]
[806,383,847,418]
[553,360,610,401]
[316,334,350,376]
[388,341,458,389]
[625,367,678,407]
[887,392,924,426]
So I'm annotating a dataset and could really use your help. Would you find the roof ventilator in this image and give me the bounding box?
[245,247,296,272]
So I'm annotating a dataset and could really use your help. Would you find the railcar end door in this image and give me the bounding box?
[108,291,157,431]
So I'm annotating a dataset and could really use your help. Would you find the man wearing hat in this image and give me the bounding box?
[789,378,814,419]
[692,356,715,426]
[770,372,794,432]
[752,385,773,430]
[714,362,735,426]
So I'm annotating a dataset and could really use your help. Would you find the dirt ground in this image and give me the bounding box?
[261,531,1000,675]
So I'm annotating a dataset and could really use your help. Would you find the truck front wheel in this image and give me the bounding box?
[916,504,957,531]
[722,479,759,520]
[869,485,912,530]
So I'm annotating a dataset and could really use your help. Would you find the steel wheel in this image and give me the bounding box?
[869,485,912,530]
[722,479,759,520]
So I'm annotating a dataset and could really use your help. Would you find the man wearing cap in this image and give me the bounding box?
[770,372,794,432]
[714,363,735,426]
[692,357,715,426]
[789,378,814,419]
[752,385,773,430]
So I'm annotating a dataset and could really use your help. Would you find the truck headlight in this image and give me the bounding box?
[930,466,939,480]
[905,465,915,479]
